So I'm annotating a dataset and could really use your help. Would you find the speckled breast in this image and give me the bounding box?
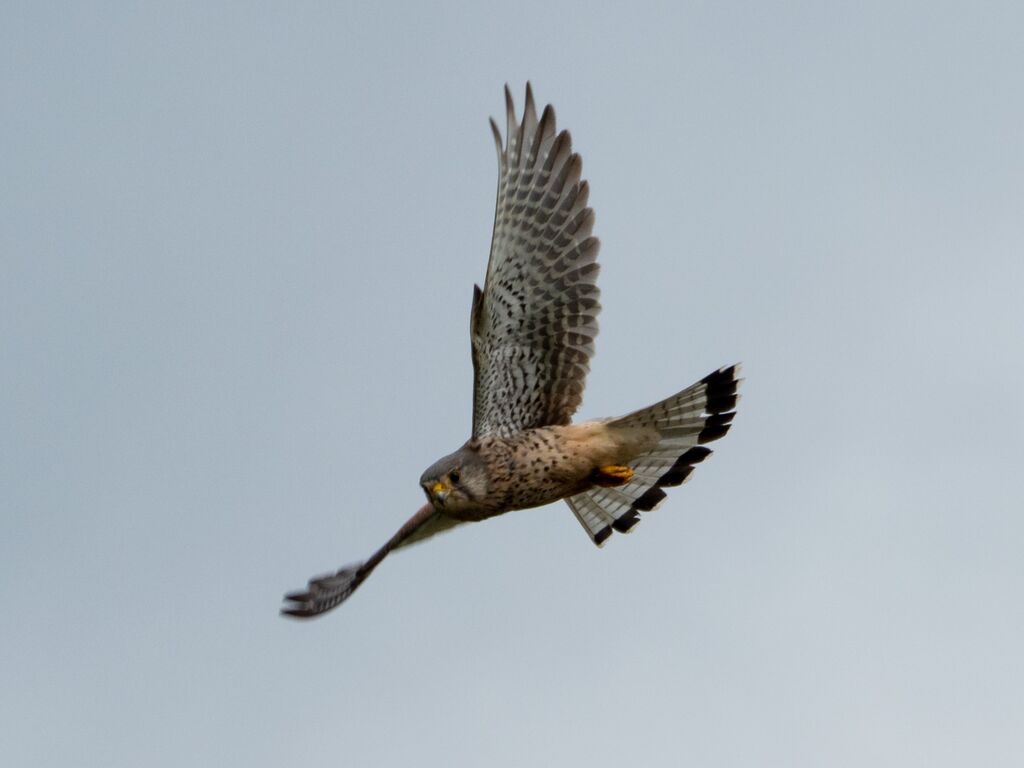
[479,427,597,514]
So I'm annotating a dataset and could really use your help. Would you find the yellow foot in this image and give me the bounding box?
[593,464,634,487]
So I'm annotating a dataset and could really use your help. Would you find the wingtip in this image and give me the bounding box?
[538,103,556,143]
[503,84,518,158]
[489,116,503,156]
[280,595,316,619]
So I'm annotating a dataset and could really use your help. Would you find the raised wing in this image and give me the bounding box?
[280,504,463,618]
[471,83,601,438]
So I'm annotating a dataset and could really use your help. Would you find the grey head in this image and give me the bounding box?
[419,442,489,515]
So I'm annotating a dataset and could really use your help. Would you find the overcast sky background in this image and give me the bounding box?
[3,2,1023,766]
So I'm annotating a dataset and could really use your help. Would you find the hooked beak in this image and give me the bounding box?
[429,480,450,505]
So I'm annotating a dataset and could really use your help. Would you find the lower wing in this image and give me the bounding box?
[280,503,464,618]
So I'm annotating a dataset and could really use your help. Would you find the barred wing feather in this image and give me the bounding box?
[471,83,601,438]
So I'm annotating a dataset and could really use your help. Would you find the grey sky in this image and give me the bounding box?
[3,2,1022,766]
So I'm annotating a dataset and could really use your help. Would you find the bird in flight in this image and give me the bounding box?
[281,84,740,618]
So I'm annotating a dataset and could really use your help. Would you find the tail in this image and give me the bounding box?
[565,364,741,546]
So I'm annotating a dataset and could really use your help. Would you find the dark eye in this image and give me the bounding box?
[449,469,460,484]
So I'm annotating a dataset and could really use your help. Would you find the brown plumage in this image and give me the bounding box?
[281,85,741,619]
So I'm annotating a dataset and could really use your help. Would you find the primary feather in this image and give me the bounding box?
[471,83,601,438]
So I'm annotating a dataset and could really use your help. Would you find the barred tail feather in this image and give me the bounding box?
[565,364,741,546]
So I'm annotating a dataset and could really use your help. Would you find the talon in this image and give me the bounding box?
[593,464,634,487]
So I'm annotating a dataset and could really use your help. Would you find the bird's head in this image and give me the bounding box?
[420,442,488,513]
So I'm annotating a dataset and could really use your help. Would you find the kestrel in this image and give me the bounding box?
[281,84,740,618]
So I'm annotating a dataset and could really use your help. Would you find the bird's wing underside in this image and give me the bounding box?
[280,504,464,618]
[471,83,601,438]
